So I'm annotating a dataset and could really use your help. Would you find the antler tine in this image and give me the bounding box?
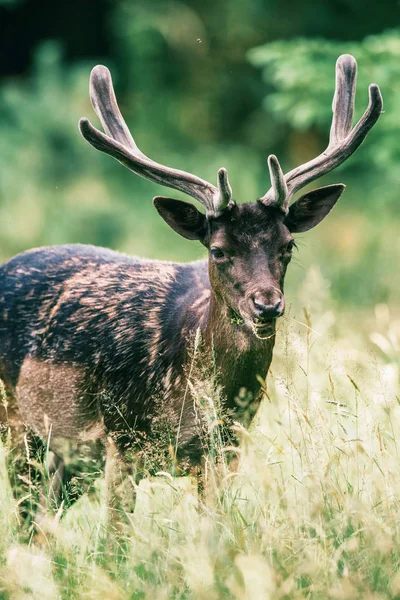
[79,65,234,217]
[89,65,145,157]
[260,155,288,212]
[217,168,233,210]
[329,54,357,146]
[260,54,383,212]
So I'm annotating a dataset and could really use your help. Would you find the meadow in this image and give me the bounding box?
[0,267,399,599]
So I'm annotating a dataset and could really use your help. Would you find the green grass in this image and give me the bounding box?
[0,270,399,599]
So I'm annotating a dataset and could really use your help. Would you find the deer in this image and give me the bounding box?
[0,55,382,503]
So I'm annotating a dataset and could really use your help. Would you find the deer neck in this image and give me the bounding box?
[202,288,276,405]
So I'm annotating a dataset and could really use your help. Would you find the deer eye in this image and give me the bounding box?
[286,240,296,252]
[210,248,225,260]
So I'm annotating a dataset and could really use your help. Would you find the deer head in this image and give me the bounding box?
[79,55,382,338]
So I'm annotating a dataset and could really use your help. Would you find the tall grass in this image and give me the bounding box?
[0,268,399,599]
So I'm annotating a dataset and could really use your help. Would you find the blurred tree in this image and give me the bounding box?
[0,0,109,75]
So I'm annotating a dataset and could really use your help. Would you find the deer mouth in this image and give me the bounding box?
[230,309,276,339]
[251,319,276,340]
[252,317,275,332]
[252,316,273,325]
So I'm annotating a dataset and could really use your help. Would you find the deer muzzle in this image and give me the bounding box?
[250,293,285,322]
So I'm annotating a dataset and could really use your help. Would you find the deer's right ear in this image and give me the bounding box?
[153,197,207,241]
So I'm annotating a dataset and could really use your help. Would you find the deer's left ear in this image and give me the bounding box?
[153,197,207,241]
[284,184,345,233]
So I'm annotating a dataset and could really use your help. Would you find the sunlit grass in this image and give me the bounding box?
[0,268,399,599]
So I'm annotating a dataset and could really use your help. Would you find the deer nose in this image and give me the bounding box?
[252,297,284,319]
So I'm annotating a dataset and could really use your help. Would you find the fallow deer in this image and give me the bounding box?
[0,55,382,484]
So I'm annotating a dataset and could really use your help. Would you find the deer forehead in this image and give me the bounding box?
[208,204,290,250]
